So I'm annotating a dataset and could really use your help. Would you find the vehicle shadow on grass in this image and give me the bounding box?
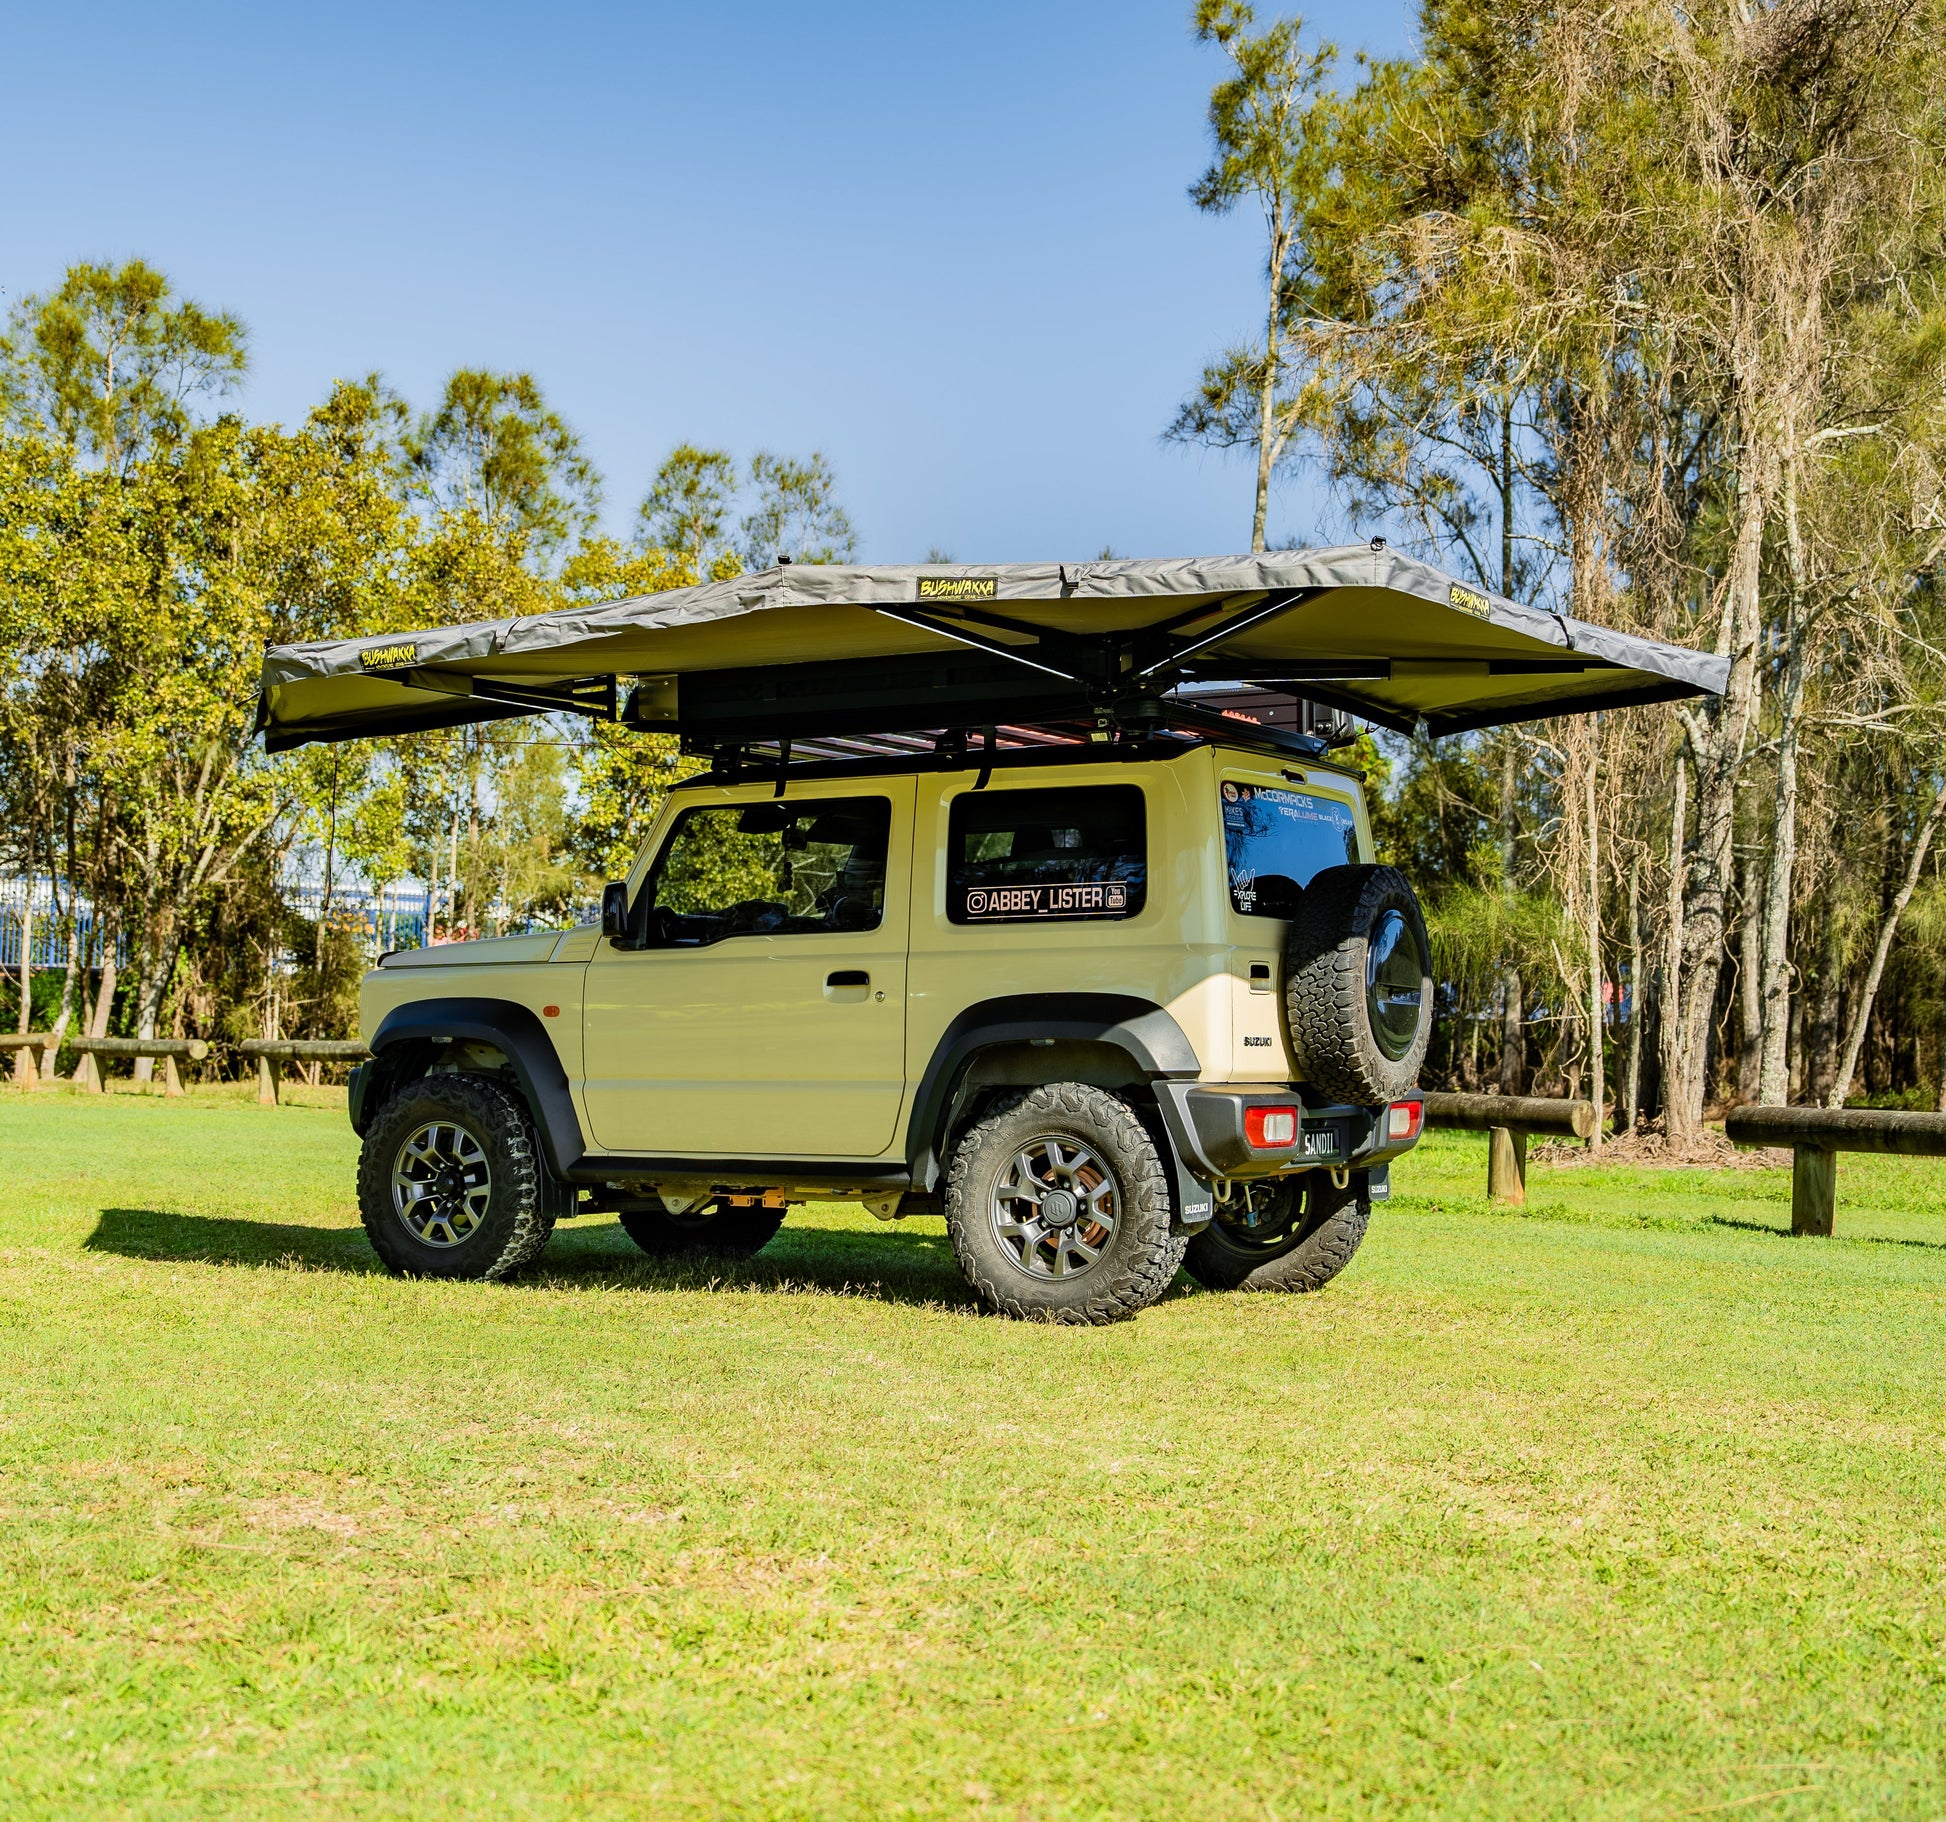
[81,1206,996,1307]
[86,1206,385,1273]
[534,1219,982,1307]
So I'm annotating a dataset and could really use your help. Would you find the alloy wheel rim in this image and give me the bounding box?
[391,1120,492,1247]
[990,1135,1119,1280]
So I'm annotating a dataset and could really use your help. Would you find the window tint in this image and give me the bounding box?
[1221,782,1358,918]
[948,785,1146,925]
[641,797,890,945]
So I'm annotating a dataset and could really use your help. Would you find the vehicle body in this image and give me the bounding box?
[355,737,1423,1273]
[260,551,1726,1320]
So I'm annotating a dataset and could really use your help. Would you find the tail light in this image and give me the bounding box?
[1245,1105,1298,1148]
[1387,1100,1423,1142]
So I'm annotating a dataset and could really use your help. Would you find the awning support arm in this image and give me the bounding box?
[871,607,1086,683]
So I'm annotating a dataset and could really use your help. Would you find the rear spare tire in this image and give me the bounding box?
[1284,864,1432,1104]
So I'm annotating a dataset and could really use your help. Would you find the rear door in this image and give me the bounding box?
[581,780,914,1158]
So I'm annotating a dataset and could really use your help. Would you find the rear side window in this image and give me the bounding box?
[948,785,1146,925]
[1222,782,1358,918]
[641,797,890,945]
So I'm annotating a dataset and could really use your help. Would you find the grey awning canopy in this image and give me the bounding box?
[257,548,1727,753]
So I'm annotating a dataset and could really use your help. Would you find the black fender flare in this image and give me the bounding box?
[904,992,1204,1194]
[366,998,584,1180]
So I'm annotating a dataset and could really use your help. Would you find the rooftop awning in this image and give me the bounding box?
[257,548,1727,753]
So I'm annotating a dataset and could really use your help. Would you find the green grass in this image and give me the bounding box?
[3,1088,1945,1818]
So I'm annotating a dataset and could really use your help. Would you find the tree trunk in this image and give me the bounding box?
[1736,848,1762,1104]
[1937,993,1946,1115]
[1673,422,1769,1133]
[1759,450,1810,1104]
[1584,741,1604,1147]
[14,890,29,1037]
[1624,852,1644,1135]
[45,902,79,1081]
[1828,773,1946,1107]
[1658,746,1689,1132]
[1498,737,1524,1093]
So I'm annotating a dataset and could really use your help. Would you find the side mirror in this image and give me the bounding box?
[600,881,630,942]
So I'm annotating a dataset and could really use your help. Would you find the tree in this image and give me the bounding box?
[0,259,246,472]
[738,451,856,567]
[406,369,599,563]
[638,444,738,571]
[1171,1,1340,550]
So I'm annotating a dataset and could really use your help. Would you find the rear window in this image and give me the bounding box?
[948,785,1146,925]
[1222,781,1359,918]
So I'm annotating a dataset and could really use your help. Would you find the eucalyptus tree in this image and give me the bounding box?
[1171,0,1341,551]
[0,260,246,473]
[737,451,856,567]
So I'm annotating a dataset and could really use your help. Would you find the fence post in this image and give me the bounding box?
[257,1054,281,1107]
[80,1051,102,1093]
[1792,1146,1837,1237]
[162,1054,184,1098]
[1488,1125,1527,1204]
[11,1048,36,1091]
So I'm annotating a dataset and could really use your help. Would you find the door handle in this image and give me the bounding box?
[826,970,870,987]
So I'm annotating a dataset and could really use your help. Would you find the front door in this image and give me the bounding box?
[581,782,913,1157]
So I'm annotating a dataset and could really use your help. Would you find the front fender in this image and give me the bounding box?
[367,997,584,1179]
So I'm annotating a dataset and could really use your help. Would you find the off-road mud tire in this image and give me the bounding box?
[618,1198,786,1259]
[945,1083,1186,1324]
[1183,1172,1371,1293]
[357,1073,561,1281]
[1284,863,1432,1105]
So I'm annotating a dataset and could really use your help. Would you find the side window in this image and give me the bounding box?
[948,785,1146,925]
[1221,782,1359,918]
[640,797,890,945]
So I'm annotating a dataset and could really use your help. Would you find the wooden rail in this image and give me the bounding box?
[3,1032,58,1090]
[240,1038,371,1106]
[1420,1091,1599,1205]
[1725,1104,1946,1235]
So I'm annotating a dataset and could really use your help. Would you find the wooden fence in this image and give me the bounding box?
[1419,1092,1598,1204]
[1725,1105,1946,1235]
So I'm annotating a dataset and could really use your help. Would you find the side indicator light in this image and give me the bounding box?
[1245,1105,1298,1148]
[1387,1100,1422,1141]
[542,1005,561,1018]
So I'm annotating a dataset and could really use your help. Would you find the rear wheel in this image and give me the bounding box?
[1182,1172,1370,1293]
[357,1074,562,1280]
[617,1197,785,1259]
[945,1083,1185,1324]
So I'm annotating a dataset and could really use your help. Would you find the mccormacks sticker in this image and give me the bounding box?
[360,642,419,671]
[917,575,998,603]
[1448,582,1493,621]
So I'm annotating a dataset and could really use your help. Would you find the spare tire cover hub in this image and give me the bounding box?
[1366,908,1426,1061]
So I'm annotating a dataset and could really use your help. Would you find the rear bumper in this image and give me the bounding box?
[1156,1083,1423,1181]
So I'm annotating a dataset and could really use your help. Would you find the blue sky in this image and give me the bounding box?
[2,1,1415,562]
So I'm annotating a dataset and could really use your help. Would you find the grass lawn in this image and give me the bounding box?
[2,1086,1944,1818]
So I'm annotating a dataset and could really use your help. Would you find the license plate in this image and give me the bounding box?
[1302,1125,1343,1160]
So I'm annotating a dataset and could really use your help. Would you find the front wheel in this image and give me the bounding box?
[1182,1171,1370,1293]
[944,1083,1185,1324]
[357,1075,563,1281]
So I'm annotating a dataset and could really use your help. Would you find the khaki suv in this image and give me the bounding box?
[259,551,1724,1323]
[349,739,1432,1323]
